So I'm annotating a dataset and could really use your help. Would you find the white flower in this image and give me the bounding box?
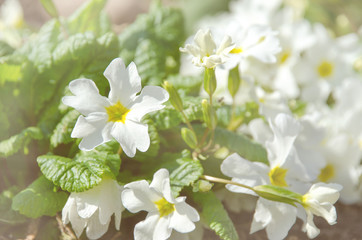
[121,169,200,240]
[180,29,233,68]
[62,178,124,240]
[62,58,169,157]
[300,183,342,239]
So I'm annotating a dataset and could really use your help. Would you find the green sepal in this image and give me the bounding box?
[204,67,217,96]
[181,127,198,149]
[253,185,303,206]
[11,176,68,218]
[228,65,241,97]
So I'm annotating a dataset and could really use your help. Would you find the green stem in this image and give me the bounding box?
[200,175,254,191]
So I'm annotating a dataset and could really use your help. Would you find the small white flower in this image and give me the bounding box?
[62,178,124,240]
[122,169,200,240]
[62,58,169,157]
[180,29,233,68]
[300,183,342,239]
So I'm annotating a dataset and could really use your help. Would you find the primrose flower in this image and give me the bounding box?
[62,58,169,157]
[300,183,342,239]
[180,29,234,68]
[121,169,200,240]
[62,178,124,240]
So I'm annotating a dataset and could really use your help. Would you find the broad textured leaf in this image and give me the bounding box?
[214,127,268,164]
[50,110,79,148]
[12,176,68,218]
[0,127,43,157]
[39,0,59,17]
[193,192,239,240]
[170,158,203,197]
[166,74,202,96]
[37,149,121,192]
[0,41,14,56]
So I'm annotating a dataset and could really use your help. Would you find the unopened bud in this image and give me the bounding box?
[202,99,217,130]
[181,127,198,149]
[162,81,183,112]
[204,67,217,96]
[253,185,303,207]
[193,180,213,192]
[228,66,241,98]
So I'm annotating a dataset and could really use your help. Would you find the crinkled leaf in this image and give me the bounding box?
[50,110,79,148]
[151,97,203,130]
[37,149,121,192]
[166,74,203,96]
[193,192,239,240]
[11,176,68,218]
[0,187,27,224]
[0,127,43,157]
[170,158,203,197]
[0,41,14,56]
[214,127,268,164]
[216,102,260,129]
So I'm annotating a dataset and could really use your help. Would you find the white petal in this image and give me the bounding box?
[125,121,150,152]
[62,79,110,116]
[111,122,136,157]
[104,58,141,105]
[72,113,112,151]
[134,212,160,240]
[150,169,170,194]
[85,211,110,240]
[303,211,320,239]
[154,215,172,240]
[308,183,342,204]
[127,86,169,122]
[170,201,199,233]
[194,29,216,56]
[62,197,87,238]
[122,180,160,213]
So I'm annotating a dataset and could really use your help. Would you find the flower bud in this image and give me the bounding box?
[202,99,217,130]
[181,127,198,149]
[193,180,213,192]
[204,67,217,96]
[162,81,183,112]
[228,66,241,98]
[253,185,303,206]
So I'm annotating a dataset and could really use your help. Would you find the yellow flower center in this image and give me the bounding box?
[154,198,175,217]
[318,164,335,182]
[269,166,288,187]
[317,61,334,78]
[105,101,130,123]
[230,47,243,54]
[279,50,291,64]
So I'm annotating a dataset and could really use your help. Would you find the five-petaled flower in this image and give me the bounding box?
[121,168,200,240]
[62,58,169,157]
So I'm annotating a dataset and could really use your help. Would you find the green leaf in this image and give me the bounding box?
[165,74,203,96]
[151,97,203,130]
[0,127,43,157]
[0,64,21,85]
[193,192,239,240]
[39,0,59,18]
[50,110,79,148]
[170,158,203,197]
[12,176,68,218]
[0,187,27,224]
[67,0,109,36]
[214,127,268,164]
[37,149,121,192]
[0,41,14,56]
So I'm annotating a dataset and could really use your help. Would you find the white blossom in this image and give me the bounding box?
[62,58,169,157]
[121,169,200,240]
[62,178,124,240]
